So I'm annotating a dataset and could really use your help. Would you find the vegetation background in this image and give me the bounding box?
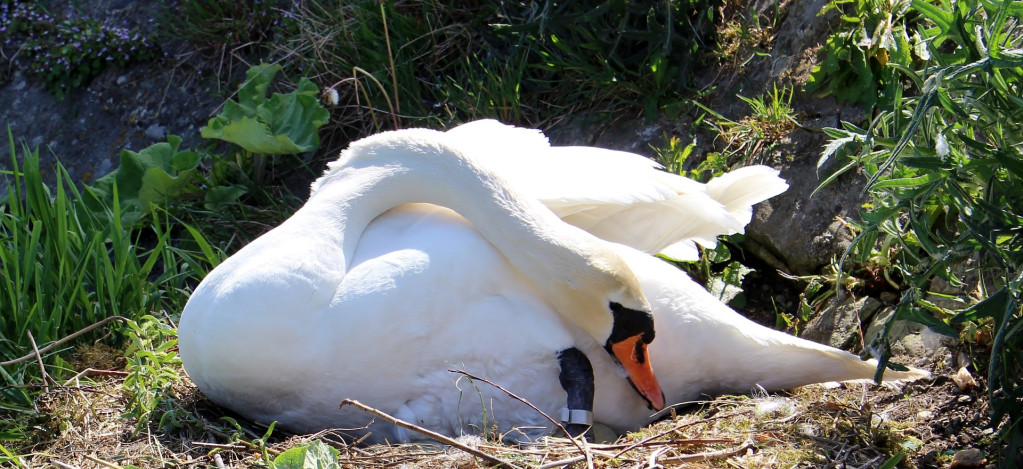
[0,0,1020,467]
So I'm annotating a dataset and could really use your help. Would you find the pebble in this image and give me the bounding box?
[950,448,986,468]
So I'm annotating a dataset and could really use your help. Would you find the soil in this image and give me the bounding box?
[0,0,1006,467]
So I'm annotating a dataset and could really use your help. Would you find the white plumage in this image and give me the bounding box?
[178,120,927,444]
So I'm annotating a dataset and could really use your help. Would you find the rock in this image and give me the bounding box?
[145,123,167,140]
[802,295,882,349]
[950,448,986,468]
[864,307,957,357]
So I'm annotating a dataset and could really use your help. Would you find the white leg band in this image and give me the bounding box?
[560,408,594,426]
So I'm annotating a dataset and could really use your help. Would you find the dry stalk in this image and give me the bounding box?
[448,368,588,454]
[612,409,753,458]
[339,398,523,469]
[661,439,755,464]
[1,316,130,366]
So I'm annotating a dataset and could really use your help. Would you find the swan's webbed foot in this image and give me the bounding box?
[557,347,594,440]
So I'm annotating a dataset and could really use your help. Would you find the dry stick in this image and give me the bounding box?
[63,368,130,386]
[660,440,754,464]
[84,454,122,469]
[192,442,248,451]
[1,316,130,367]
[26,330,53,390]
[51,461,80,469]
[535,455,585,469]
[611,409,753,459]
[339,399,523,469]
[588,438,735,451]
[448,369,588,454]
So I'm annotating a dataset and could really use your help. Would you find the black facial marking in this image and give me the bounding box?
[604,301,656,353]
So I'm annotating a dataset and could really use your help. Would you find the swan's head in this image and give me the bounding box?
[573,250,665,412]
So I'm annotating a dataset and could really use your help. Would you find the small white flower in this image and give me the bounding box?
[323,87,339,106]
[935,133,949,157]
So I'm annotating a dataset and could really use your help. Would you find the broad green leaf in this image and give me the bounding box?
[201,66,329,155]
[273,440,340,469]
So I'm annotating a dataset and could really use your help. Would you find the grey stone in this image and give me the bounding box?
[145,123,166,140]
[802,295,883,349]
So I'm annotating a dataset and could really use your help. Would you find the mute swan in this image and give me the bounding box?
[180,121,927,444]
[179,128,667,439]
[259,202,927,442]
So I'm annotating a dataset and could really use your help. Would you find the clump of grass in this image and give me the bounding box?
[704,84,799,164]
[263,0,722,141]
[0,133,219,392]
[157,0,288,50]
[0,0,160,99]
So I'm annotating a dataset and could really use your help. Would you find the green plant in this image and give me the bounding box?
[652,132,729,181]
[157,0,288,50]
[817,0,1023,461]
[269,0,720,137]
[0,132,220,389]
[0,1,160,99]
[84,64,327,229]
[699,84,798,164]
[121,315,185,432]
[805,0,923,107]
[201,63,329,185]
[272,440,340,469]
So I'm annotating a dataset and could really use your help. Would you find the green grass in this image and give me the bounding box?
[263,0,719,138]
[0,131,221,391]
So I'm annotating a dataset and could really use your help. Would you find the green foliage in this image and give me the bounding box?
[653,133,729,182]
[85,135,203,227]
[87,64,327,227]
[158,0,286,49]
[201,64,330,155]
[713,84,798,163]
[818,0,1023,459]
[0,131,222,397]
[0,1,160,99]
[273,440,340,469]
[805,0,922,107]
[121,316,184,433]
[271,0,720,134]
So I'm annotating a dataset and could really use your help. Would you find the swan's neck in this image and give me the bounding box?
[305,129,617,342]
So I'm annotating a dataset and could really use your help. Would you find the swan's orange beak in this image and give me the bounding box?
[611,334,665,411]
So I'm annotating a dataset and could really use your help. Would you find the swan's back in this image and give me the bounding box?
[445,120,789,259]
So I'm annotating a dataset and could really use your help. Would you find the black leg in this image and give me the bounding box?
[557,347,594,438]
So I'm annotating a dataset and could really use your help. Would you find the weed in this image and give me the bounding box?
[266,0,721,138]
[817,0,1023,460]
[157,0,288,51]
[0,1,159,99]
[709,84,798,164]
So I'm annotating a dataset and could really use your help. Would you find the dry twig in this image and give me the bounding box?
[612,409,753,458]
[448,368,588,454]
[339,398,523,469]
[661,440,755,464]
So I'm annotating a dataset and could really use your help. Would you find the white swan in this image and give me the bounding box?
[295,202,927,442]
[180,122,927,444]
[179,128,667,440]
